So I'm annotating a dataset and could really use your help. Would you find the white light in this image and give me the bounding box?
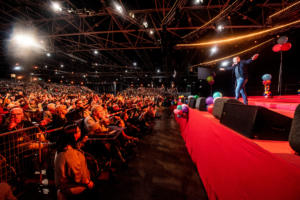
[114,3,123,14]
[219,68,225,71]
[30,73,34,75]
[45,65,48,68]
[221,60,229,67]
[194,0,203,4]
[157,69,160,73]
[12,32,41,49]
[52,2,62,12]
[129,12,135,18]
[217,24,224,32]
[210,46,218,55]
[133,62,137,66]
[46,53,51,57]
[143,21,148,28]
[125,70,128,73]
[149,29,154,35]
[60,64,64,68]
[14,66,22,71]
[93,50,99,55]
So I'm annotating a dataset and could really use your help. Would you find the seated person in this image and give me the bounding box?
[84,105,109,135]
[54,124,94,200]
[1,107,32,132]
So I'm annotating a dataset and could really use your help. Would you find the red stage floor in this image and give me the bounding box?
[234,95,300,118]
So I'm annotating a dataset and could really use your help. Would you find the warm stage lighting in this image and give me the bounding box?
[191,38,273,67]
[177,19,300,47]
[149,29,154,35]
[11,32,42,49]
[269,1,300,19]
[52,2,62,12]
[93,50,99,55]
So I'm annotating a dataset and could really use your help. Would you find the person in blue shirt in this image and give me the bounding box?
[223,54,259,105]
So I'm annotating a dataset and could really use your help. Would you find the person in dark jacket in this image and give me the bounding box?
[223,53,259,105]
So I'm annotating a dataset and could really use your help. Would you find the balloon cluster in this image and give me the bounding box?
[174,104,189,118]
[262,74,272,98]
[205,92,223,113]
[206,75,215,85]
[272,36,292,52]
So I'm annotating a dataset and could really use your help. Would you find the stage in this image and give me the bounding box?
[240,95,300,118]
[175,95,300,200]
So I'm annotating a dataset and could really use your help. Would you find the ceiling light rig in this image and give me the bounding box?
[51,2,63,12]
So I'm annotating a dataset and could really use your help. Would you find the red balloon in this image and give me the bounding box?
[207,104,214,113]
[272,44,282,52]
[281,42,292,51]
[178,101,183,105]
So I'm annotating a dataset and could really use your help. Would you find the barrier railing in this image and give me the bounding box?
[0,126,44,183]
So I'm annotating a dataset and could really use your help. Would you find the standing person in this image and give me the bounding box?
[222,54,259,105]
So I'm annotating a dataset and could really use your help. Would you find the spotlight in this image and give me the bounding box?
[13,66,22,71]
[149,29,154,35]
[125,70,128,73]
[157,69,160,73]
[51,2,62,12]
[114,2,123,14]
[221,60,229,67]
[217,24,224,32]
[45,65,48,68]
[129,12,135,18]
[12,32,41,49]
[60,64,64,68]
[143,21,148,28]
[46,53,51,57]
[194,0,203,5]
[210,46,218,55]
[133,62,137,66]
[93,50,99,55]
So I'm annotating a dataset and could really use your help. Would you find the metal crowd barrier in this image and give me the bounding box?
[0,126,43,183]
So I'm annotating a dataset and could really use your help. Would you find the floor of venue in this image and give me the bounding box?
[19,108,207,200]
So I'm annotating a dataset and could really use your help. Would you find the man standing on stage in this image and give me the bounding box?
[223,53,259,105]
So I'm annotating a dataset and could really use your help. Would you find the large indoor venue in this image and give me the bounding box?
[0,0,300,199]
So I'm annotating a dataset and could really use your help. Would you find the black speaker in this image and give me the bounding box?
[195,97,206,111]
[289,104,300,153]
[212,98,242,119]
[220,103,292,140]
[188,97,196,108]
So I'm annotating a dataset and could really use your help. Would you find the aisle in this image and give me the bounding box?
[96,108,207,200]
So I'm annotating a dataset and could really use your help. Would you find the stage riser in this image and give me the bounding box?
[220,103,292,140]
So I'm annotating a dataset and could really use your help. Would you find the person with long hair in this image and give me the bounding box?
[54,123,94,200]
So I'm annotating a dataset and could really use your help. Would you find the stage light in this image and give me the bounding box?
[210,46,218,55]
[83,75,86,78]
[129,12,135,18]
[11,32,42,49]
[30,73,34,75]
[17,76,23,80]
[45,65,48,68]
[143,21,148,28]
[125,70,128,73]
[194,0,203,5]
[114,2,123,14]
[177,19,300,47]
[46,53,51,57]
[217,24,224,32]
[133,62,137,66]
[93,50,99,55]
[48,79,51,82]
[51,2,62,12]
[60,64,64,68]
[219,68,225,71]
[13,66,22,71]
[221,61,229,67]
[149,29,154,35]
[157,69,160,73]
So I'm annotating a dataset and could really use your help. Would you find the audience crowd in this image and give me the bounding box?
[0,80,167,199]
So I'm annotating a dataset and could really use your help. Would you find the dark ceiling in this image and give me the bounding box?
[0,0,299,93]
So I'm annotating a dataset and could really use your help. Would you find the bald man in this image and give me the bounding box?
[223,54,259,105]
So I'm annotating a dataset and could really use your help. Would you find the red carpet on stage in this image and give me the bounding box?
[176,109,300,200]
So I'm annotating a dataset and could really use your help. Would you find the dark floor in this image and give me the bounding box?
[20,108,207,200]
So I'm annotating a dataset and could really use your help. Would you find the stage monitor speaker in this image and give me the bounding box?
[212,98,242,119]
[188,97,196,108]
[220,103,292,139]
[289,104,300,154]
[195,97,206,111]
